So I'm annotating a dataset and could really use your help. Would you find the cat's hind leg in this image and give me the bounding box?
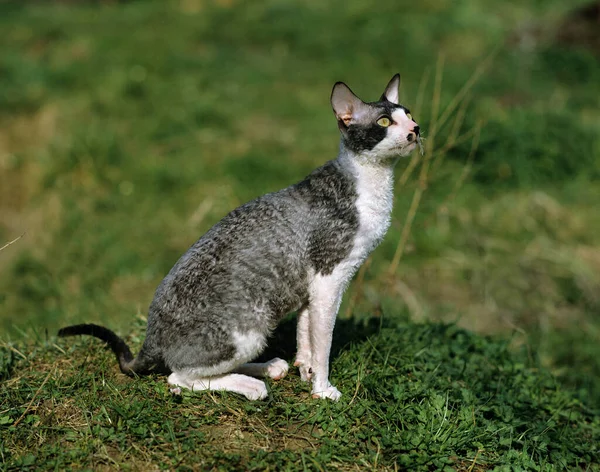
[168,371,268,400]
[234,358,289,380]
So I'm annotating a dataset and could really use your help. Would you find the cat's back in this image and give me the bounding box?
[181,159,358,268]
[150,159,360,322]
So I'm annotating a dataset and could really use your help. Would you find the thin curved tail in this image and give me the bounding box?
[58,323,143,376]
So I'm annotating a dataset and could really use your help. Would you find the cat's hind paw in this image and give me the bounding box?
[264,358,289,380]
[242,380,269,400]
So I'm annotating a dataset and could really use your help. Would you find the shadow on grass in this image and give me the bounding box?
[256,313,382,363]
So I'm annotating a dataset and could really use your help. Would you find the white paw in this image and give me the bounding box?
[265,358,289,380]
[298,365,312,382]
[294,357,312,382]
[167,373,188,394]
[243,381,269,401]
[311,385,342,401]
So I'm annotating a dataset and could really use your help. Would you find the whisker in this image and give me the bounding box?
[416,136,425,155]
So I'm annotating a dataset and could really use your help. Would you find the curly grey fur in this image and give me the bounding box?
[144,159,359,371]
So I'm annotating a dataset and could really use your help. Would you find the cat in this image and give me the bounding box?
[58,74,421,401]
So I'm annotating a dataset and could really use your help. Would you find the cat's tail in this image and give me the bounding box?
[58,324,161,376]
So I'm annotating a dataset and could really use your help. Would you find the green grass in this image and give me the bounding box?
[1,0,600,469]
[2,316,599,470]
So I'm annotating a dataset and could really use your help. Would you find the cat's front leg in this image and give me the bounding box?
[308,276,343,401]
[294,306,312,381]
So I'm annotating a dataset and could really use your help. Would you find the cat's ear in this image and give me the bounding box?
[331,82,367,129]
[381,73,401,104]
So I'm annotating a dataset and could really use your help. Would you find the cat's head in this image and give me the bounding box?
[331,74,420,160]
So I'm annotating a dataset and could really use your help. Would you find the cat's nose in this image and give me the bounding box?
[407,125,420,143]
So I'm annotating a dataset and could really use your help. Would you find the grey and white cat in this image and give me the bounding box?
[59,74,421,401]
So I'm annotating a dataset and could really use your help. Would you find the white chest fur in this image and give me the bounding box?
[346,157,395,266]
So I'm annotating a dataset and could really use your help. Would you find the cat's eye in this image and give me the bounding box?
[377,117,391,127]
[406,112,413,120]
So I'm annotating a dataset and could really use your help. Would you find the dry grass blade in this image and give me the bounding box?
[435,45,498,133]
[432,124,483,157]
[387,188,423,282]
[397,148,422,189]
[446,121,482,204]
[430,93,472,175]
[467,449,483,472]
[13,368,55,427]
[387,54,444,281]
[414,65,433,125]
[388,48,495,282]
[0,233,25,253]
[0,341,28,360]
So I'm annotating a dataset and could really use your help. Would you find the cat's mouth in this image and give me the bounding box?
[401,140,418,150]
[398,136,424,156]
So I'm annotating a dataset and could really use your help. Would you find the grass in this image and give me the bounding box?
[2,316,599,470]
[1,0,600,469]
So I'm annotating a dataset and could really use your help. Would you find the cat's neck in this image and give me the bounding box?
[337,141,398,179]
[336,142,396,212]
[336,141,396,258]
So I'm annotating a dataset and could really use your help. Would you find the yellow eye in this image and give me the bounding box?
[406,113,413,120]
[377,117,391,127]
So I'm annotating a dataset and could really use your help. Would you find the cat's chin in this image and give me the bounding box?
[396,142,418,157]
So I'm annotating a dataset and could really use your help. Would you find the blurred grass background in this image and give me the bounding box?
[0,0,599,409]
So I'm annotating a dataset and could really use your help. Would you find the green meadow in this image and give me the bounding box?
[1,0,599,469]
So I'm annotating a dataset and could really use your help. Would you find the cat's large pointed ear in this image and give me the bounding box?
[380,73,401,104]
[331,82,367,129]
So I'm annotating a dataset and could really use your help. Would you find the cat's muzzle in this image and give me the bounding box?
[406,125,420,144]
